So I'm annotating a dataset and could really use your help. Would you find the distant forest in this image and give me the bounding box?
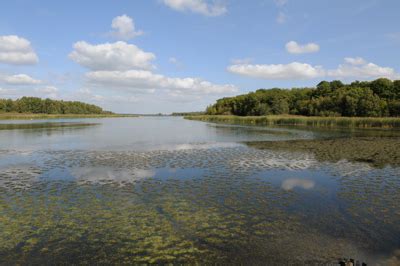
[171,112,205,116]
[0,97,110,114]
[206,78,400,117]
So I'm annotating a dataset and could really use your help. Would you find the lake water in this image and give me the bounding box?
[0,117,399,264]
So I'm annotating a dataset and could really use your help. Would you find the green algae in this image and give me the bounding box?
[246,137,400,168]
[0,144,399,264]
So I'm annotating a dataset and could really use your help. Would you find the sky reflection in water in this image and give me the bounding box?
[0,117,399,264]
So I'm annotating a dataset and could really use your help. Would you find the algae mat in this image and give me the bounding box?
[1,145,399,264]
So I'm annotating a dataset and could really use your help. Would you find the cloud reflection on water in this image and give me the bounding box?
[71,167,155,185]
[281,178,315,191]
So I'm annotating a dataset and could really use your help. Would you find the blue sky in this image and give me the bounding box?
[0,0,399,113]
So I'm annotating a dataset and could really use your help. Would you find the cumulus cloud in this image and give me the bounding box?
[285,41,320,54]
[328,57,399,79]
[227,62,324,80]
[69,39,236,101]
[0,35,39,65]
[34,86,59,98]
[109,15,143,40]
[0,85,58,99]
[71,88,139,104]
[228,57,399,80]
[69,41,155,71]
[1,74,42,85]
[86,70,238,95]
[0,88,17,96]
[162,0,227,16]
[343,57,367,65]
[35,86,58,94]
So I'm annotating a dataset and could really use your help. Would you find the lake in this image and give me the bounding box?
[0,117,399,264]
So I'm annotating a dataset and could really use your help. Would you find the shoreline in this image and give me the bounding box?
[0,113,138,120]
[184,115,400,129]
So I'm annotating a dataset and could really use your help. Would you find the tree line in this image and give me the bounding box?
[0,97,111,114]
[206,78,400,117]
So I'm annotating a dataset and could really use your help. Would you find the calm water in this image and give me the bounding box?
[0,117,399,264]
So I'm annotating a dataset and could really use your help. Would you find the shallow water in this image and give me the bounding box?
[0,117,399,264]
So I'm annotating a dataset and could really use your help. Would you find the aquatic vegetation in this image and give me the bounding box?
[0,145,399,264]
[186,115,400,129]
[1,118,399,264]
[246,137,400,168]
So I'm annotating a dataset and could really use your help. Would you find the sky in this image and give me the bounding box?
[0,0,399,114]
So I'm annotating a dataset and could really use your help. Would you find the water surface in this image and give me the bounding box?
[0,117,399,264]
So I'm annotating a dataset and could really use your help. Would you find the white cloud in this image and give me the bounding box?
[227,62,324,80]
[35,86,58,94]
[328,57,399,79]
[86,70,238,95]
[109,15,143,40]
[69,41,155,71]
[343,57,367,65]
[69,39,236,103]
[276,11,286,24]
[228,57,400,80]
[0,85,60,99]
[34,86,59,99]
[0,35,39,65]
[162,0,227,16]
[66,88,139,105]
[169,57,184,69]
[2,74,42,85]
[0,88,17,96]
[285,41,320,54]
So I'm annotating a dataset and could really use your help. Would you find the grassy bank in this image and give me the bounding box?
[184,115,400,129]
[0,113,138,120]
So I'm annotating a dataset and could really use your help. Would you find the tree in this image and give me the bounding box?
[393,80,400,100]
[370,78,393,99]
[0,97,109,114]
[205,78,397,117]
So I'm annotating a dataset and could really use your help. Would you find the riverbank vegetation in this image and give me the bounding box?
[205,78,400,117]
[0,97,110,115]
[185,115,400,128]
[171,111,205,116]
[0,113,137,120]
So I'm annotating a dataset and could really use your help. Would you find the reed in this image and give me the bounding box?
[184,115,400,128]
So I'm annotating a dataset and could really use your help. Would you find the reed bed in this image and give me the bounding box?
[185,115,400,128]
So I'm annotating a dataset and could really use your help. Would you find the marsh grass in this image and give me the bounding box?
[185,115,400,129]
[0,113,137,120]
